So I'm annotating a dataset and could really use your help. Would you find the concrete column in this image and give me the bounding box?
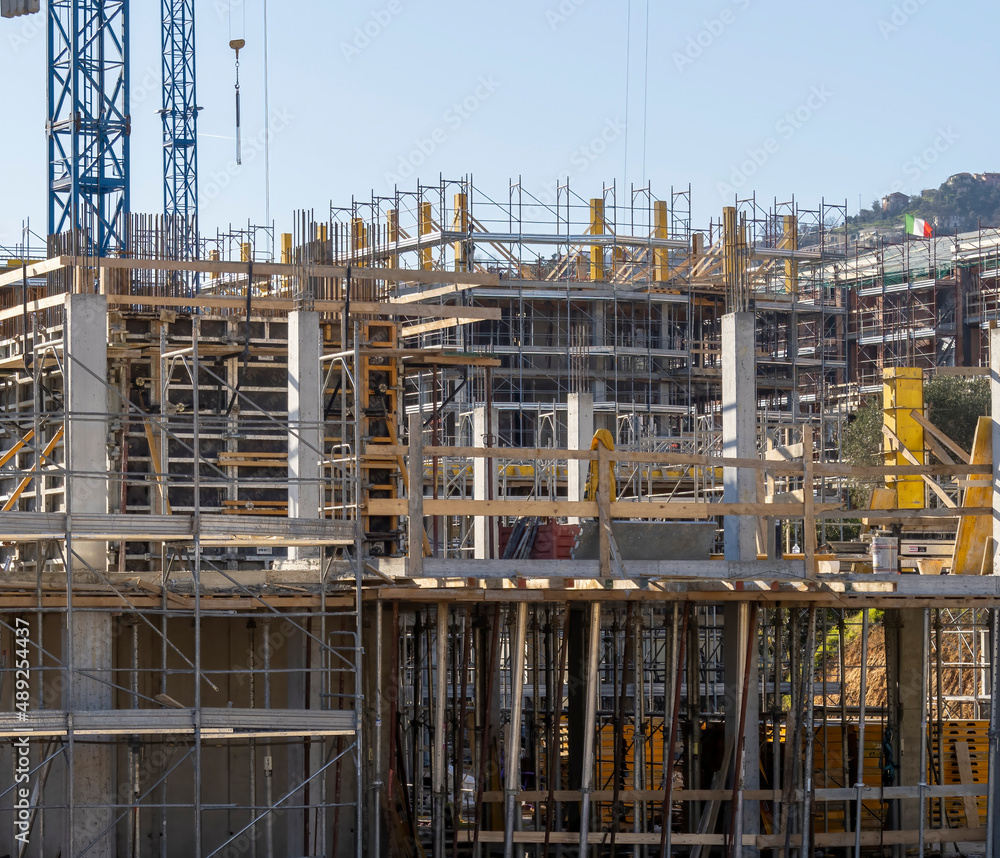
[64,293,112,857]
[64,612,113,857]
[721,311,759,855]
[472,407,497,559]
[885,609,925,837]
[288,310,323,562]
[721,312,757,561]
[65,293,109,577]
[567,393,594,525]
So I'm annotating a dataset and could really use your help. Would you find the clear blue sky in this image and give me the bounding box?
[1,0,996,245]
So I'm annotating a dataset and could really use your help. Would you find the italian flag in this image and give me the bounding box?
[905,214,932,237]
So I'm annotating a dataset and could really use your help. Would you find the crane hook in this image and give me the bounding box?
[229,39,245,165]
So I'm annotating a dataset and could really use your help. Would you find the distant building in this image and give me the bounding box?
[946,172,974,186]
[856,226,903,247]
[975,172,1000,187]
[881,192,908,214]
[933,214,964,231]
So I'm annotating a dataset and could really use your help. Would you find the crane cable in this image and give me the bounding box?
[641,0,651,180]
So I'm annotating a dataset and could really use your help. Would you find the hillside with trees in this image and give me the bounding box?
[847,173,1000,235]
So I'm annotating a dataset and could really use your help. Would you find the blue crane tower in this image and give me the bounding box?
[161,0,199,269]
[47,0,130,257]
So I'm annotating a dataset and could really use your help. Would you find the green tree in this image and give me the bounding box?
[924,375,991,455]
[841,396,883,507]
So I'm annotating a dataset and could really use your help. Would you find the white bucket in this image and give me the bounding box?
[871,536,898,574]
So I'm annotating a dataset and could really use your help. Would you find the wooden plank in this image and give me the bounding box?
[478,784,987,803]
[368,496,984,522]
[0,257,67,288]
[0,594,348,609]
[402,354,501,368]
[451,827,985,848]
[102,292,501,322]
[389,282,476,304]
[371,583,1000,606]
[217,453,287,468]
[931,366,989,378]
[0,294,67,325]
[923,433,958,468]
[367,497,844,519]
[910,408,972,463]
[370,444,988,477]
[401,317,484,337]
[883,423,956,508]
[53,254,503,286]
[955,739,983,829]
[765,442,804,462]
[815,462,990,477]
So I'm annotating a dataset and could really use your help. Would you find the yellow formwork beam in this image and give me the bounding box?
[419,202,433,270]
[0,429,35,470]
[2,427,64,513]
[590,198,605,281]
[453,193,469,272]
[783,215,798,295]
[723,206,739,294]
[281,233,293,290]
[883,367,924,509]
[386,209,399,270]
[653,201,668,282]
[351,217,367,258]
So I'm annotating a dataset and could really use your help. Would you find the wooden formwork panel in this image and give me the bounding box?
[929,719,988,829]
